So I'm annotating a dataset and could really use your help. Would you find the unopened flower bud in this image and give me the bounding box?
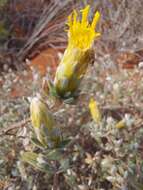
[30,96,60,147]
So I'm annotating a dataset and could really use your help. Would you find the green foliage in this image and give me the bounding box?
[21,152,53,174]
[21,141,72,178]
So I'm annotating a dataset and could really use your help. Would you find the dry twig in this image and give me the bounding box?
[0,118,30,136]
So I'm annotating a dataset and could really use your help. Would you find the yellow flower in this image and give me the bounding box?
[30,96,61,147]
[67,5,101,50]
[89,98,101,123]
[54,5,101,99]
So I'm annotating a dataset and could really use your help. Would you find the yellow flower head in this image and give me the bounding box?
[89,98,101,123]
[67,5,101,49]
[54,5,101,99]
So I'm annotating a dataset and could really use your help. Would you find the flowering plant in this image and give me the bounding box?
[54,5,101,99]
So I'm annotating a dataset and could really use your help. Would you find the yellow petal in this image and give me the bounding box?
[73,10,78,26]
[81,5,90,26]
[91,11,100,29]
[67,14,72,28]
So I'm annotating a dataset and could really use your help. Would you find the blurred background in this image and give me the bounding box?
[0,0,143,73]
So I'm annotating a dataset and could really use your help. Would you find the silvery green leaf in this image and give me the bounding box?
[47,79,58,97]
[58,139,71,148]
[64,91,72,98]
[21,152,53,174]
[64,173,77,188]
[63,97,75,104]
[60,78,69,90]
[45,149,63,161]
[31,136,45,149]
[59,158,70,172]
